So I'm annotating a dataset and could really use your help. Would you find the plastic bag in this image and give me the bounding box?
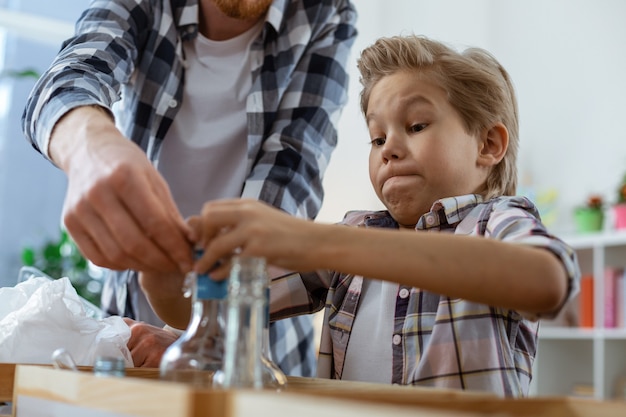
[0,272,132,367]
[16,266,103,319]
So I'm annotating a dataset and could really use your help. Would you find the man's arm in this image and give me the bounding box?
[48,106,194,273]
[21,0,194,273]
[22,0,150,157]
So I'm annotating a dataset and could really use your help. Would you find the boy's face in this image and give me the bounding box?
[366,71,491,228]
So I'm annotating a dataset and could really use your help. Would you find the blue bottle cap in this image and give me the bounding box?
[196,273,227,300]
[193,248,227,299]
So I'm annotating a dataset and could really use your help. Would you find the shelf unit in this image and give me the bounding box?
[532,230,626,400]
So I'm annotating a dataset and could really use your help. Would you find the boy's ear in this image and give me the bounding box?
[477,123,508,167]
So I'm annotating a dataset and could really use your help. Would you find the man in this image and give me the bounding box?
[22,0,357,373]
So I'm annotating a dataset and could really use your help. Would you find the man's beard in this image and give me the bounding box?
[212,0,273,20]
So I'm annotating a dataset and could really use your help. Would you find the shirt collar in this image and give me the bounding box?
[176,0,200,41]
[266,0,288,34]
[361,194,484,230]
[363,211,399,229]
[416,194,484,230]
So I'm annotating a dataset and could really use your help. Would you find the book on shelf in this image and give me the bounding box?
[579,274,594,328]
[604,268,616,328]
[601,267,626,329]
[616,271,625,328]
[535,269,626,330]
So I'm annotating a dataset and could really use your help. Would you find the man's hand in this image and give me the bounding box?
[50,106,194,274]
[124,318,180,367]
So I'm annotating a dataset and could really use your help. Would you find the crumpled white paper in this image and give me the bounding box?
[0,276,132,367]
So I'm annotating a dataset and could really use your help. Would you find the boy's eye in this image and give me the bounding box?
[370,137,385,146]
[409,123,427,133]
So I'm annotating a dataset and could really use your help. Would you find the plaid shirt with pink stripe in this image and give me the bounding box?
[270,194,580,396]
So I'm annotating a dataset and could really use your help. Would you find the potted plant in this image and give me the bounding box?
[573,194,604,233]
[613,173,626,230]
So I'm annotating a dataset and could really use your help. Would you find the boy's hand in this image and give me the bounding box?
[190,199,318,278]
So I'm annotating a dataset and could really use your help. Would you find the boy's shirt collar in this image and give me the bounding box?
[417,194,484,230]
[362,194,485,231]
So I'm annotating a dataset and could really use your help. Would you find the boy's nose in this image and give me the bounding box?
[381,134,403,162]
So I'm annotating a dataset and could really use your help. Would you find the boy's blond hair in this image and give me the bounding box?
[357,35,519,199]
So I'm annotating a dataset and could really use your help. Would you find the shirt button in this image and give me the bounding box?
[168,99,178,108]
[426,215,435,225]
[399,288,409,299]
[392,334,401,345]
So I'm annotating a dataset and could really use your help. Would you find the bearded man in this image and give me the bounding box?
[22,0,357,373]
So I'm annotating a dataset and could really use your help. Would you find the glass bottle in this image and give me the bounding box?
[159,254,227,387]
[261,285,288,389]
[214,256,286,390]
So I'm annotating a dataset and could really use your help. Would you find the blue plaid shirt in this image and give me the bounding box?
[22,0,357,376]
[269,195,581,395]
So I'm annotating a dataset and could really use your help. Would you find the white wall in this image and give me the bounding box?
[319,0,626,235]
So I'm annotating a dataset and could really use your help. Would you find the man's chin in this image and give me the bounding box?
[213,0,272,20]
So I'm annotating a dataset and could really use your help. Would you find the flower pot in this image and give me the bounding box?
[613,203,626,230]
[573,207,604,233]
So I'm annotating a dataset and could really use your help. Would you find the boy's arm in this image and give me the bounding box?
[310,226,570,316]
[138,271,191,330]
[136,265,329,328]
[196,199,575,317]
[269,268,332,321]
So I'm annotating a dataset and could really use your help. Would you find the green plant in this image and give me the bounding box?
[583,194,604,210]
[0,68,40,80]
[21,229,102,307]
[574,194,605,233]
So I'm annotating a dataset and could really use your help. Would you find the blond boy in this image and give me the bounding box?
[142,35,580,397]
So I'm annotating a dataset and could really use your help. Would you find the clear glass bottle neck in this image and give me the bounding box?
[220,257,267,389]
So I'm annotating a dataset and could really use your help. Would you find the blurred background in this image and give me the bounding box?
[1,0,626,289]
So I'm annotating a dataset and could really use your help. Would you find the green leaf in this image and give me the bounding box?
[1,68,40,79]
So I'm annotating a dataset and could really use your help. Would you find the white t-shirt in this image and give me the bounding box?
[341,279,397,383]
[158,22,263,219]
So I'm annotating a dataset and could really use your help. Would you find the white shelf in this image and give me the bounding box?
[533,230,626,400]
[540,326,626,340]
[560,229,626,250]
